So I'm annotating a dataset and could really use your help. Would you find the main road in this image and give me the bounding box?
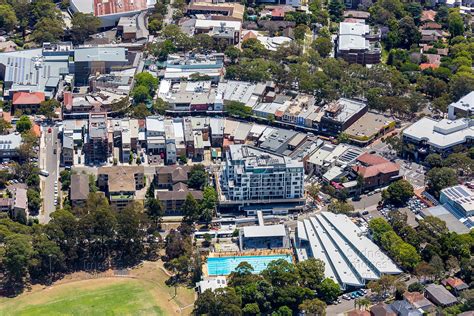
[39,125,60,224]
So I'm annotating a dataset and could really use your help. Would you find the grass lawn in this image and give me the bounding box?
[0,262,196,316]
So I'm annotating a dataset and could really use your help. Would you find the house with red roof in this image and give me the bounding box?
[12,92,45,113]
[351,152,400,190]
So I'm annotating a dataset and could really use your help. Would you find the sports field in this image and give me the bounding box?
[0,262,195,316]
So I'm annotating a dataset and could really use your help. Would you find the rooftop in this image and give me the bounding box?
[403,117,474,149]
[242,224,287,238]
[425,284,457,306]
[324,98,368,124]
[345,112,395,140]
[98,166,144,192]
[12,92,45,105]
[71,0,155,16]
[422,205,470,234]
[74,47,128,63]
[70,173,90,201]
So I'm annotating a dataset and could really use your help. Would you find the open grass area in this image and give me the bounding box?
[0,262,196,316]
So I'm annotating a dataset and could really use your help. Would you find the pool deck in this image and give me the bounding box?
[203,249,294,278]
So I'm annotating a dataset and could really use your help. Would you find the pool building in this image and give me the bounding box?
[295,212,401,290]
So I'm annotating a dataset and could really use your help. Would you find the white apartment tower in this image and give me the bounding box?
[221,145,304,202]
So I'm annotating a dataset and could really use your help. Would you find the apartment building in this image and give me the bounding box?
[336,22,381,65]
[97,166,144,209]
[220,145,304,203]
[448,91,473,120]
[84,112,109,165]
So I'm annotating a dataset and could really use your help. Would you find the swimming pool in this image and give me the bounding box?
[207,254,293,276]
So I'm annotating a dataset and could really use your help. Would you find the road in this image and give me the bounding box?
[39,126,60,224]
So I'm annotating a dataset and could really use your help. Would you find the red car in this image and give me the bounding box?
[48,128,52,133]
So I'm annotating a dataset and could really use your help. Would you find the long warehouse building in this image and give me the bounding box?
[295,212,401,289]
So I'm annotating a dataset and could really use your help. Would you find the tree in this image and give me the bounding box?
[188,164,207,190]
[115,202,146,266]
[397,17,421,48]
[201,186,217,225]
[2,234,33,294]
[368,275,397,298]
[426,167,458,198]
[39,99,59,120]
[369,218,393,243]
[135,72,159,96]
[27,189,41,214]
[262,259,299,287]
[408,282,424,292]
[16,115,32,133]
[299,298,327,316]
[146,197,164,229]
[225,101,253,119]
[383,180,414,206]
[448,10,465,37]
[29,233,65,282]
[153,98,169,115]
[273,306,293,316]
[312,37,333,58]
[0,4,18,33]
[294,24,310,41]
[425,153,443,168]
[182,193,200,223]
[297,258,325,291]
[307,184,320,201]
[132,85,151,104]
[70,13,101,44]
[32,17,64,44]
[318,278,341,303]
[328,0,345,22]
[327,199,354,214]
[194,289,216,315]
[225,46,240,63]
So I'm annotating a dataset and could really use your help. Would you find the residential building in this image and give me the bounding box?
[156,182,203,214]
[97,166,145,209]
[0,133,22,161]
[351,152,400,191]
[370,302,396,316]
[336,22,381,65]
[12,187,28,219]
[448,91,474,120]
[210,117,225,147]
[220,145,304,204]
[442,277,469,296]
[425,284,458,307]
[305,143,362,177]
[158,80,217,112]
[402,117,474,158]
[403,291,435,314]
[295,212,401,289]
[155,165,192,189]
[319,98,368,136]
[84,112,110,165]
[70,173,90,208]
[145,116,166,155]
[73,47,130,85]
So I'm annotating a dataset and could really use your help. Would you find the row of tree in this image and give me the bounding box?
[0,193,162,295]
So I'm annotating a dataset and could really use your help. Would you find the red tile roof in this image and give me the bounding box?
[420,63,439,70]
[421,10,436,22]
[357,152,389,166]
[12,92,45,105]
[353,153,399,179]
[347,310,370,316]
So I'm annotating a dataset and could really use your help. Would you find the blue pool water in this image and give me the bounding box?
[207,254,293,276]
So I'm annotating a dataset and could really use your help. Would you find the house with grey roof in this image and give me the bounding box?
[425,284,457,307]
[70,173,90,208]
[0,133,22,161]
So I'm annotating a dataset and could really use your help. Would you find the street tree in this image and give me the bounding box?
[318,278,341,303]
[299,298,327,316]
[71,13,101,44]
[383,179,414,206]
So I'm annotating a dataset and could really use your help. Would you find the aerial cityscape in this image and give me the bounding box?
[0,0,472,315]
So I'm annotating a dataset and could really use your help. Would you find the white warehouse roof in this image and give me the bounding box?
[242,224,287,238]
[296,212,401,289]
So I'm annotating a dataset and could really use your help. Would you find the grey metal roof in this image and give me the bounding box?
[74,47,128,62]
